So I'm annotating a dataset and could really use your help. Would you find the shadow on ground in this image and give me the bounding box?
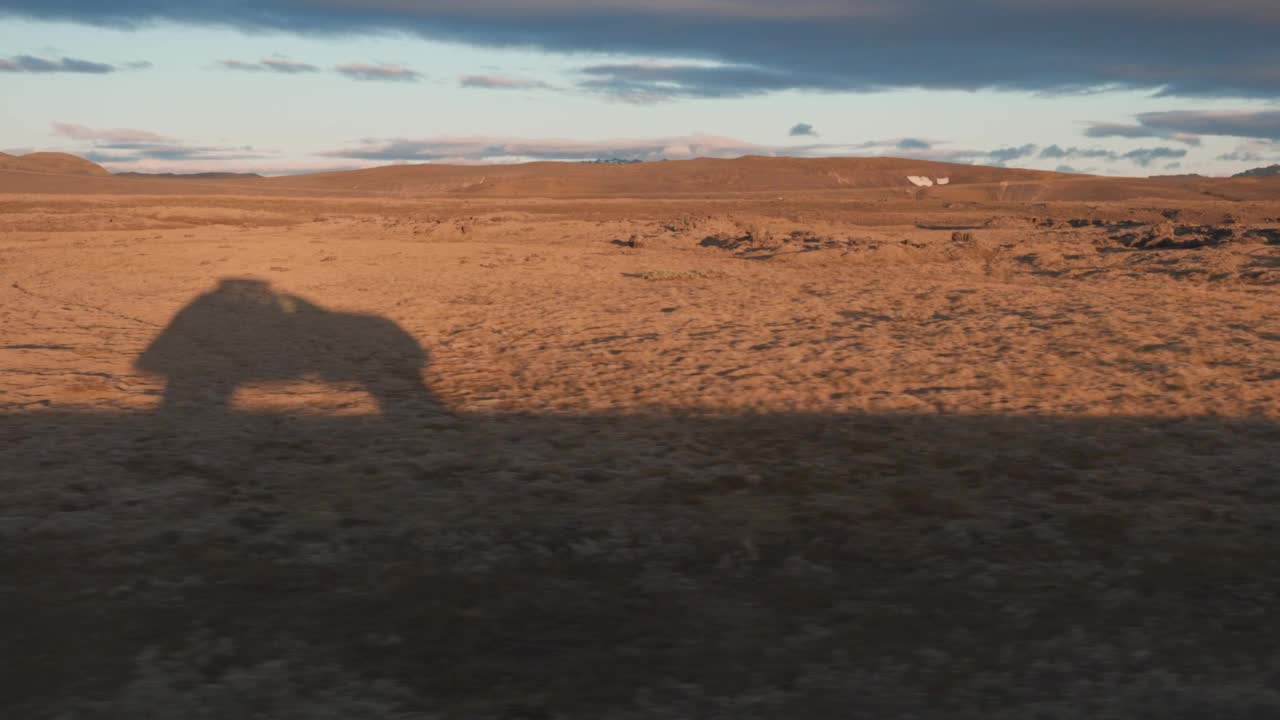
[2,281,1280,718]
[4,409,1280,718]
[136,278,442,417]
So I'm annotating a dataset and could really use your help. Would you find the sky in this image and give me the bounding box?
[2,1,1280,176]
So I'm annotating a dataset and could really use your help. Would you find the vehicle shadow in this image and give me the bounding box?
[135,278,443,417]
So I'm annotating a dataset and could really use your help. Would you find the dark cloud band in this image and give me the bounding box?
[1091,110,1280,142]
[2,1,1279,96]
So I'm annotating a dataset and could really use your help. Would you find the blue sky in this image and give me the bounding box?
[3,2,1279,176]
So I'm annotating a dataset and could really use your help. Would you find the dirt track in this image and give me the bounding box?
[2,188,1279,717]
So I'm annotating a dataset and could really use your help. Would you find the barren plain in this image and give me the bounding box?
[2,156,1279,718]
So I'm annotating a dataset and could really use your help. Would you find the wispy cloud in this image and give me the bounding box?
[459,74,552,90]
[896,138,932,151]
[51,122,175,143]
[1090,110,1280,144]
[1123,146,1187,167]
[83,146,269,163]
[320,134,777,164]
[1215,139,1280,163]
[317,132,1158,169]
[577,62,817,101]
[50,121,273,170]
[1085,122,1201,146]
[1040,145,1117,160]
[0,54,117,74]
[915,142,1187,168]
[1036,143,1189,166]
[334,63,420,82]
[987,144,1039,163]
[219,57,319,74]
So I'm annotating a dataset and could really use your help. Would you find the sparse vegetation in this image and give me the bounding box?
[50,636,421,720]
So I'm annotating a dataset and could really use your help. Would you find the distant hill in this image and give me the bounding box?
[267,155,1067,198]
[1233,165,1280,178]
[115,172,264,180]
[0,152,110,177]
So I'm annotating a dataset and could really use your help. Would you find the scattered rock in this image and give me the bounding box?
[983,216,1028,228]
[631,269,726,281]
[1110,223,1239,250]
[699,234,738,250]
[1246,228,1280,245]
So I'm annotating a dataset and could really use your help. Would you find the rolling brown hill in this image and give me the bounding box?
[0,152,111,177]
[2,152,1280,202]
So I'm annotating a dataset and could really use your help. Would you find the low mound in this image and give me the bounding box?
[0,152,111,177]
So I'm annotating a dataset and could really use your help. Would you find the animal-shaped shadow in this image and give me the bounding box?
[136,278,440,416]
